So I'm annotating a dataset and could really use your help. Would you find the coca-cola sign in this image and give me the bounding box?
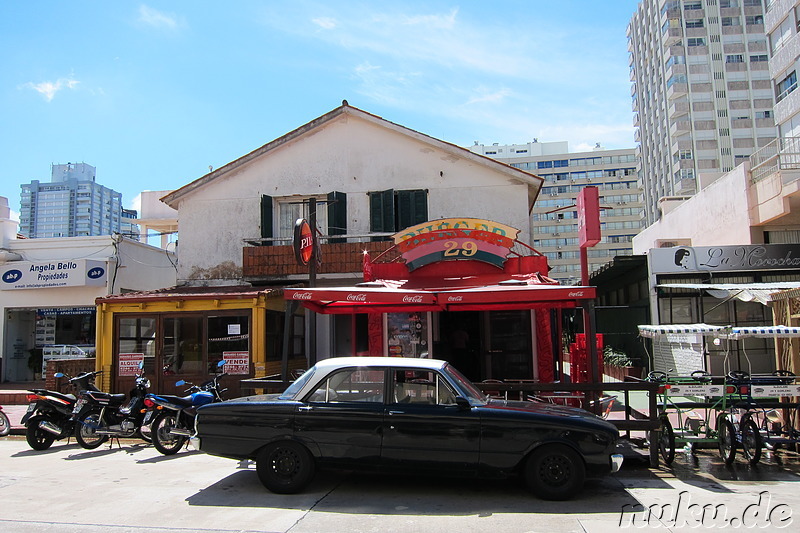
[402,295,424,303]
[292,292,313,300]
[346,293,367,302]
[446,295,463,302]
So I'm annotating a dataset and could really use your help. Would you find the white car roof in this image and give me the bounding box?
[313,356,447,371]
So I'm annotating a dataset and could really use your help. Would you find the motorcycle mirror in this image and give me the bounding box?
[217,360,226,368]
[54,372,65,378]
[175,380,186,386]
[138,361,144,370]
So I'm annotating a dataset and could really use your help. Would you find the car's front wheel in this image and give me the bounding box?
[256,441,315,494]
[524,444,586,500]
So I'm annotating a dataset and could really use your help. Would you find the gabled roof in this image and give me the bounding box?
[161,102,543,209]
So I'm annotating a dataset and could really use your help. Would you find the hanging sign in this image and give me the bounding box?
[392,218,519,272]
[577,186,600,248]
[293,218,314,266]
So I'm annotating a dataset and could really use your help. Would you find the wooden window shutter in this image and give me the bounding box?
[327,191,347,243]
[260,194,273,245]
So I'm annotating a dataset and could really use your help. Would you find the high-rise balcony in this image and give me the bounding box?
[670,119,691,137]
[668,100,689,119]
[667,82,688,100]
[749,136,800,225]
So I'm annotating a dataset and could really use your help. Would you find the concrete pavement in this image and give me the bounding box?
[1,436,800,532]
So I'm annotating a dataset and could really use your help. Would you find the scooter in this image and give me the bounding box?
[0,405,10,437]
[72,362,152,449]
[21,370,102,450]
[145,361,227,455]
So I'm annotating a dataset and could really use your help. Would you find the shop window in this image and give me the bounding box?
[163,316,203,375]
[369,189,428,237]
[118,317,157,358]
[208,314,250,374]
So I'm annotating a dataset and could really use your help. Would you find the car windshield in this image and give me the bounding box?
[278,367,316,400]
[443,363,487,403]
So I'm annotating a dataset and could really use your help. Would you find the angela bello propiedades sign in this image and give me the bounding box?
[1,259,107,290]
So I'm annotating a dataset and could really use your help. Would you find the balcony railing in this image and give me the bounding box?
[750,136,800,183]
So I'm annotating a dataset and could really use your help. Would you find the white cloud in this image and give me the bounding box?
[129,193,142,213]
[21,78,79,102]
[138,5,180,30]
[312,17,336,30]
[466,88,512,106]
[10,209,20,223]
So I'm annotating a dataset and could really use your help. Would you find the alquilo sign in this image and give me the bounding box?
[1,259,108,290]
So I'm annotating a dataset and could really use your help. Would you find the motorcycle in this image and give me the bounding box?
[21,370,102,450]
[72,362,153,449]
[0,404,10,437]
[145,361,227,455]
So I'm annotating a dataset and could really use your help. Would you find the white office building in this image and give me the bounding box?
[628,0,777,225]
[470,141,644,284]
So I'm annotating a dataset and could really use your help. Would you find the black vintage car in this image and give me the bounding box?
[195,357,622,500]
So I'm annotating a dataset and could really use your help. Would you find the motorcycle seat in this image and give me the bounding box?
[85,391,127,404]
[152,394,195,409]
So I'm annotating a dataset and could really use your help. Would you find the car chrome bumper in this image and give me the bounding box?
[611,453,624,473]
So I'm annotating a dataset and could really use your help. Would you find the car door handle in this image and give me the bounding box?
[298,406,313,411]
[388,410,403,415]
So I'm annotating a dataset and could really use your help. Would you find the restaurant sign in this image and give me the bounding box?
[393,218,520,271]
[650,244,800,274]
[1,259,107,290]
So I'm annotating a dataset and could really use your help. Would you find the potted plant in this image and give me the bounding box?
[603,346,642,380]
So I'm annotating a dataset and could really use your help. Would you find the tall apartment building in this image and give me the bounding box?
[470,141,644,284]
[766,0,800,138]
[19,163,133,238]
[628,0,777,225]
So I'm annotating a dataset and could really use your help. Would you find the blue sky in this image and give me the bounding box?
[1,1,640,218]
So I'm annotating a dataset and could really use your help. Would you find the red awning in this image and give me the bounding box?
[284,282,594,314]
[284,286,440,314]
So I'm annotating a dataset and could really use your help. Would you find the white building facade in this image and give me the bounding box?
[0,196,177,382]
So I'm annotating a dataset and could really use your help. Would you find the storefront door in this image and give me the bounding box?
[484,310,533,380]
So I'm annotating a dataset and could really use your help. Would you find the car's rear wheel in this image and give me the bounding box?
[524,444,585,500]
[256,441,315,494]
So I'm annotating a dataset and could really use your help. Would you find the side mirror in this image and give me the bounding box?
[54,372,65,378]
[138,361,144,370]
[217,360,226,368]
[175,380,186,387]
[455,397,472,410]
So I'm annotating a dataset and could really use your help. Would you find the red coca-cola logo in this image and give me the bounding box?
[447,296,463,302]
[568,291,585,297]
[346,293,367,302]
[293,292,313,300]
[402,295,424,303]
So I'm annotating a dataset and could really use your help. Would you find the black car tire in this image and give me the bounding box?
[524,444,586,501]
[741,418,762,466]
[25,415,56,450]
[151,412,187,455]
[256,441,316,494]
[75,410,109,449]
[718,416,736,465]
[658,416,676,466]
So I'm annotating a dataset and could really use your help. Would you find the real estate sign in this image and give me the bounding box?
[1,259,107,290]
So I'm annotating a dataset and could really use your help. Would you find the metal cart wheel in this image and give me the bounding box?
[740,417,762,466]
[718,416,737,465]
[659,415,675,466]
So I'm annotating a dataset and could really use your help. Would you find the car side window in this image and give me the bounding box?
[392,370,457,406]
[306,368,384,403]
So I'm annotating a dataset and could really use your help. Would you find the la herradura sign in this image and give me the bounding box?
[393,218,520,271]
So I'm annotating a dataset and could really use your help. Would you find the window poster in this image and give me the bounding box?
[386,312,429,358]
[118,353,145,376]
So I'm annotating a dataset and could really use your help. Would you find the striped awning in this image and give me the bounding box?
[728,326,800,339]
[638,323,731,338]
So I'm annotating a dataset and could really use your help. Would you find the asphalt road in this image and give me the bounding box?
[1,436,800,532]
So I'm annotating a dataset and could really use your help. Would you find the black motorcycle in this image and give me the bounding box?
[72,363,153,449]
[144,361,227,455]
[21,370,102,450]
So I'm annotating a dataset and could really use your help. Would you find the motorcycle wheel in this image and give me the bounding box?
[25,415,56,450]
[0,411,10,437]
[138,424,153,443]
[152,412,187,455]
[75,410,110,449]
